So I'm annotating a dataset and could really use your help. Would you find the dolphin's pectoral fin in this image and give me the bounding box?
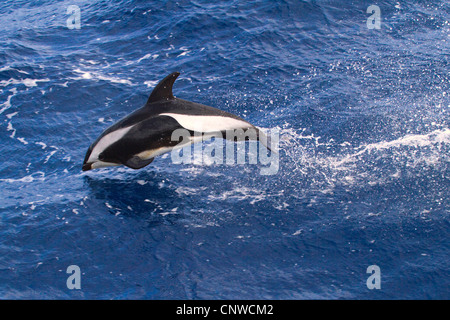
[123,156,154,169]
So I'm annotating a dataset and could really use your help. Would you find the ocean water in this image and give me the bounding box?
[0,0,448,299]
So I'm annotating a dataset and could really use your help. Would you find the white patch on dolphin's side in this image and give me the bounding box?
[88,125,134,163]
[159,113,252,133]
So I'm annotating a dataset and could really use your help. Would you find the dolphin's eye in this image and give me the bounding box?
[99,153,105,161]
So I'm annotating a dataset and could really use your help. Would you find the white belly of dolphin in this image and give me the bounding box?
[159,113,252,132]
[137,145,181,161]
[91,161,121,169]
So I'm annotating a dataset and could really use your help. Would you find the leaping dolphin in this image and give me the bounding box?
[82,72,270,171]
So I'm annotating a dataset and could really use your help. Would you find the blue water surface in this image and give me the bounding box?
[0,0,449,299]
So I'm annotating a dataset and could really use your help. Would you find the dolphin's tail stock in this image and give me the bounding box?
[256,127,276,154]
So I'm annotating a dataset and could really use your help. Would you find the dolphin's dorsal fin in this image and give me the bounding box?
[145,72,180,105]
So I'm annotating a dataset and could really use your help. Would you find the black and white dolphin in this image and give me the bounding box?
[82,72,271,171]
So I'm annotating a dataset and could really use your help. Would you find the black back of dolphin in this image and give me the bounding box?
[82,72,270,171]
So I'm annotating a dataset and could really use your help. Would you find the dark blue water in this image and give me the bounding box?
[0,0,449,299]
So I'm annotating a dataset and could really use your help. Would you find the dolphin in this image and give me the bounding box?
[82,72,270,171]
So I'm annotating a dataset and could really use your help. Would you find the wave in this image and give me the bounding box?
[281,126,450,192]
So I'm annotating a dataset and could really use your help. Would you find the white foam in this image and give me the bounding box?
[0,171,45,183]
[7,121,15,136]
[17,137,28,145]
[0,78,50,88]
[4,110,29,145]
[333,128,450,168]
[0,88,17,114]
[159,207,178,216]
[6,111,17,119]
[72,68,132,85]
[177,51,189,57]
[34,142,47,149]
[137,53,151,62]
[44,147,58,164]
[207,185,284,205]
[175,186,207,196]
[144,80,158,88]
[281,127,450,191]
[0,66,29,74]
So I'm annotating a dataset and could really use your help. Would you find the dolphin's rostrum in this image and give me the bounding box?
[82,72,271,171]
